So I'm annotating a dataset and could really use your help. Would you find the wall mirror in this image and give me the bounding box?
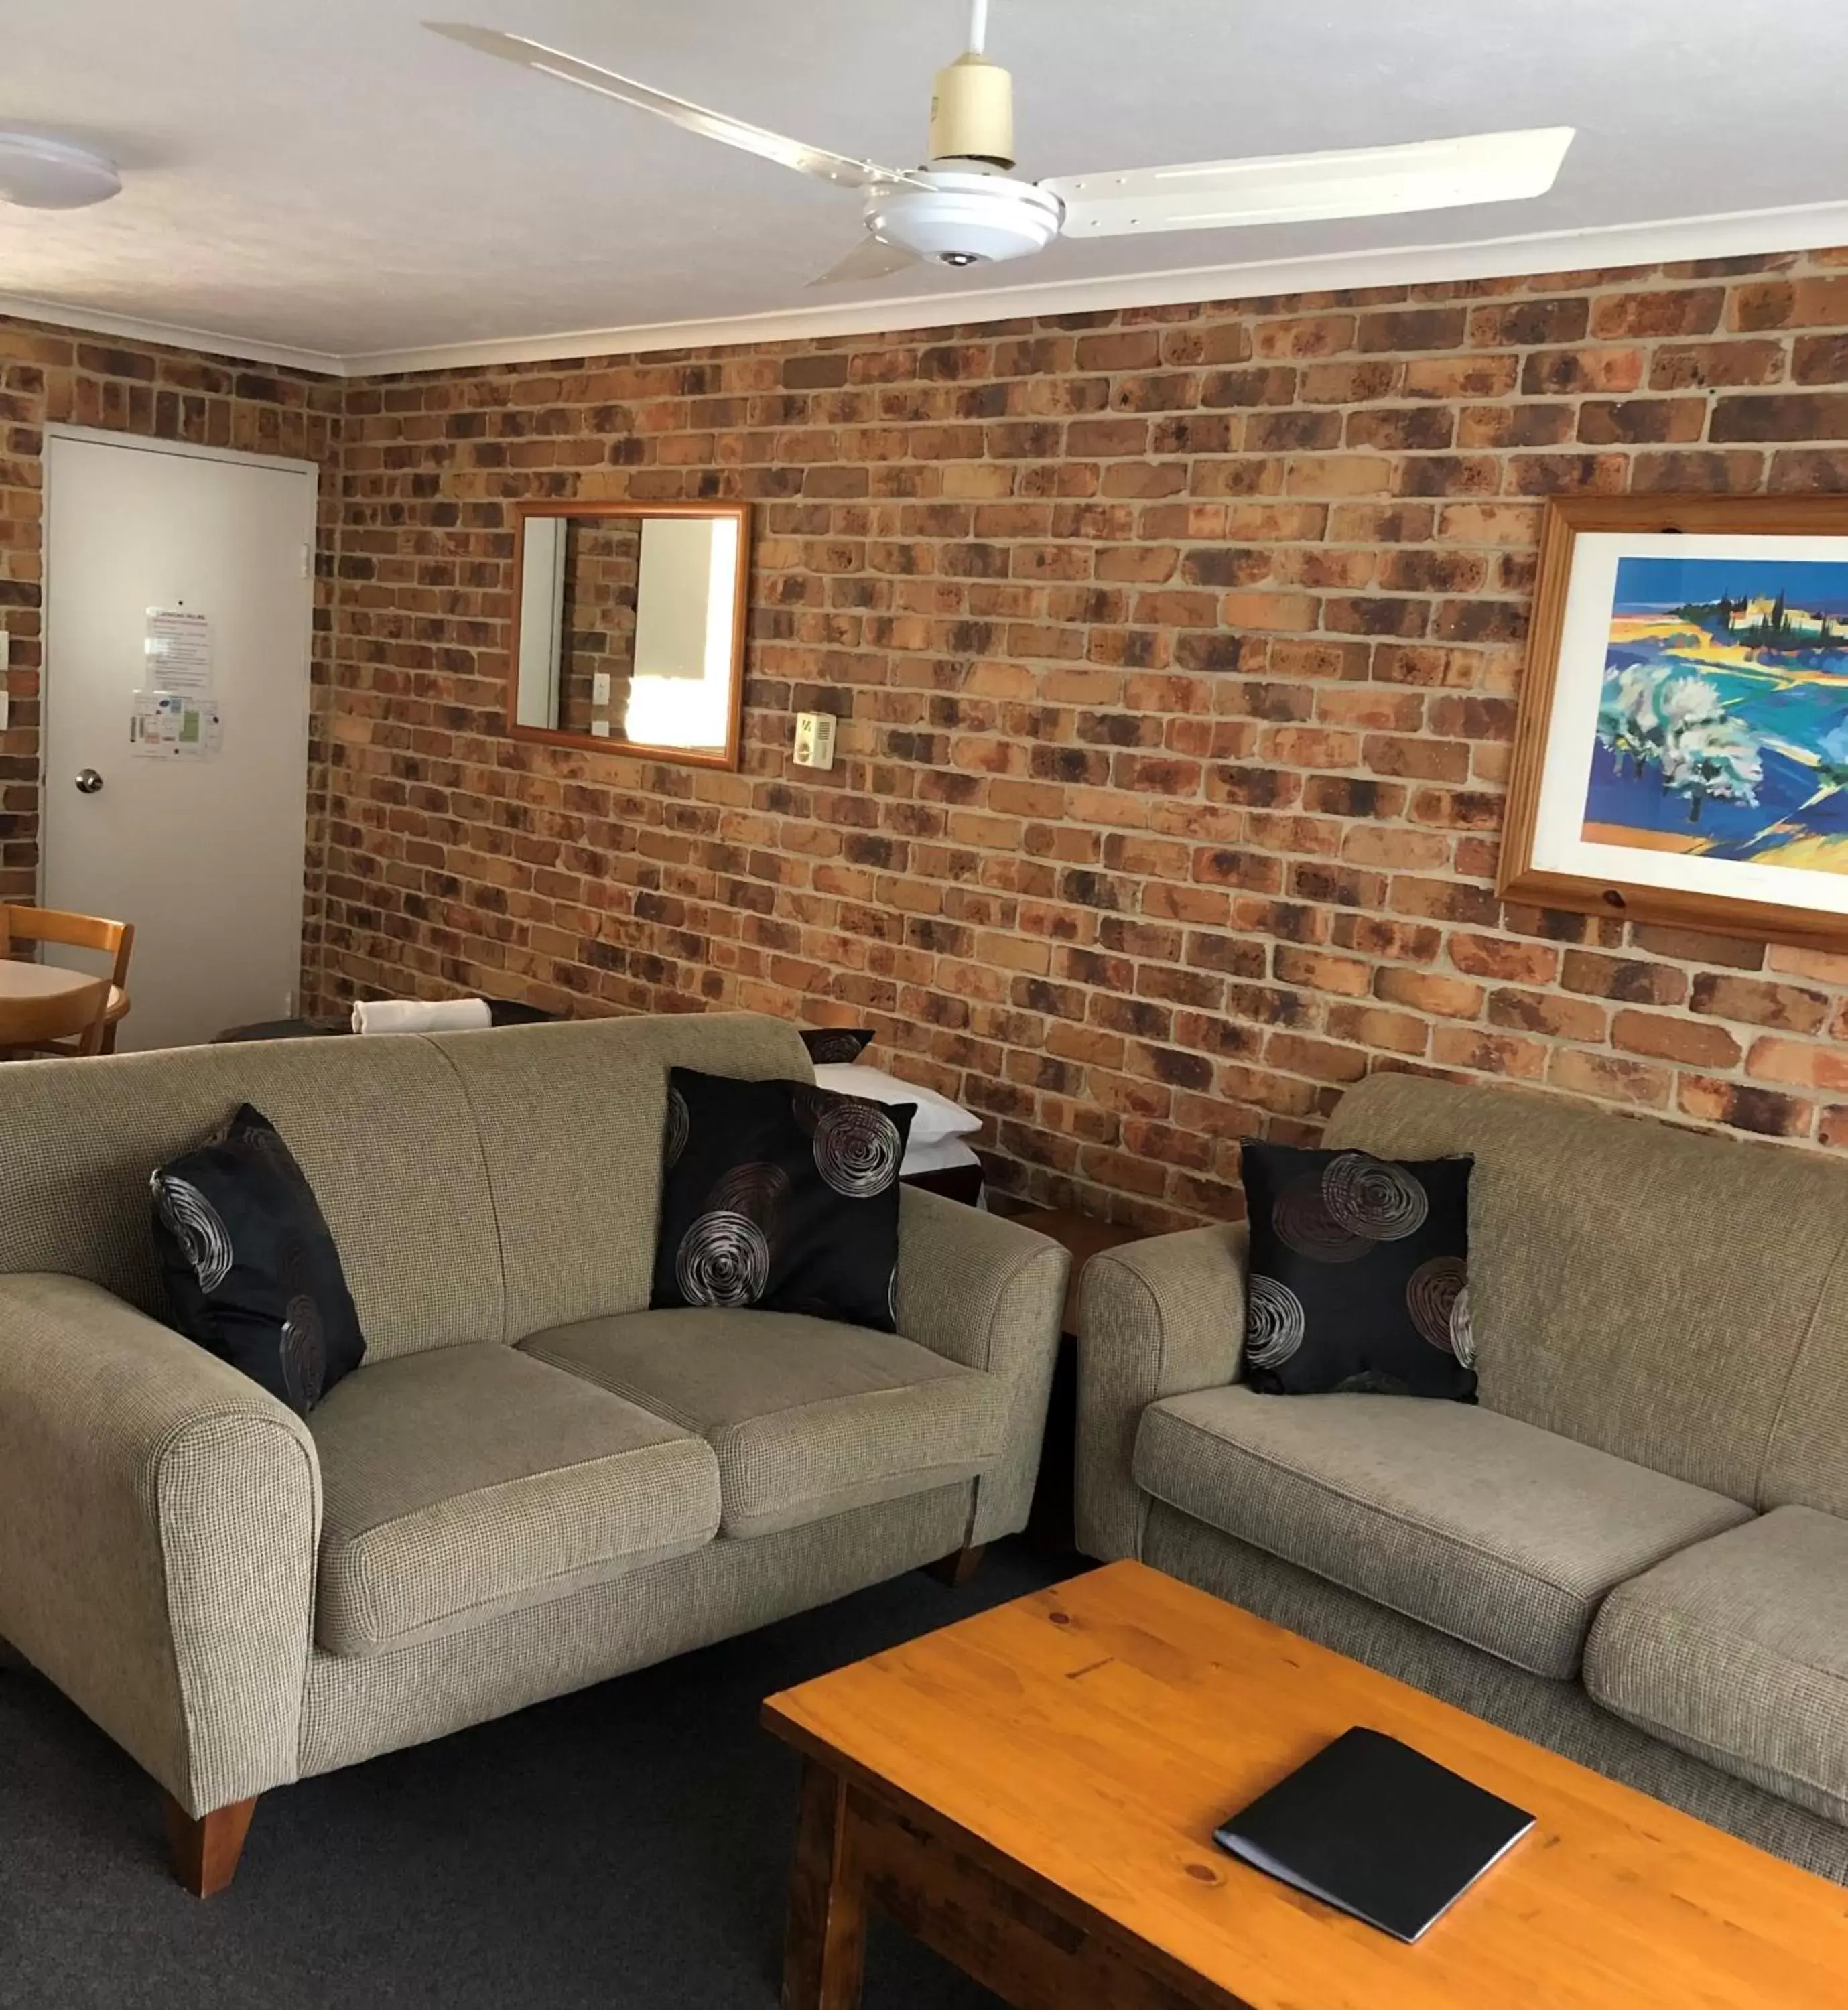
[508,500,750,768]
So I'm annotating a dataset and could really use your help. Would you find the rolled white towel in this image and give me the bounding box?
[351,997,492,1036]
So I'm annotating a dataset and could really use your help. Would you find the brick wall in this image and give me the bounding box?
[317,247,1848,1226]
[0,322,342,954]
[19,249,1848,1230]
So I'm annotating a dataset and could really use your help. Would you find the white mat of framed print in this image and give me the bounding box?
[1503,497,1848,948]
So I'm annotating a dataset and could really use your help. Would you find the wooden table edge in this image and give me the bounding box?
[761,1693,1254,2010]
[761,1563,1848,2010]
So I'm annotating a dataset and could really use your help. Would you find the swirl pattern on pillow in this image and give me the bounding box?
[149,1104,364,1417]
[651,1068,913,1331]
[150,1174,235,1294]
[1237,1140,1474,1402]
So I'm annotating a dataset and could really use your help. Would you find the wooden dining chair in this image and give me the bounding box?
[1,904,135,1054]
[0,972,113,1059]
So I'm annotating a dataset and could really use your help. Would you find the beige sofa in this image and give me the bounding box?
[0,1013,1067,1892]
[1077,1072,1848,1882]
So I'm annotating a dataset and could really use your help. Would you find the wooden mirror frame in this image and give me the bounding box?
[507,498,750,770]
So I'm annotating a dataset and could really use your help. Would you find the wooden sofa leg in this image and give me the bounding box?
[164,1792,257,1897]
[925,1544,986,1589]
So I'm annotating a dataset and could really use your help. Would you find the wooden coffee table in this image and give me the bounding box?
[763,1560,1848,2009]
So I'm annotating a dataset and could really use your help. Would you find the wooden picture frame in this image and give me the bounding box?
[507,498,750,772]
[1501,494,1848,951]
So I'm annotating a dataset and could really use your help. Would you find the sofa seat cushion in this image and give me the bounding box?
[309,1344,721,1656]
[1133,1385,1751,1679]
[1585,1507,1848,1826]
[521,1308,1006,1540]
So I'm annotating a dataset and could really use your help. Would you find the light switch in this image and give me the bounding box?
[793,710,837,770]
[592,670,612,705]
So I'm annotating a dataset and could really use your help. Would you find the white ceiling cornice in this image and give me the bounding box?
[7,197,1848,382]
[0,289,346,375]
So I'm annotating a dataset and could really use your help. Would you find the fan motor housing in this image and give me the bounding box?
[866,170,1062,268]
[928,52,1016,170]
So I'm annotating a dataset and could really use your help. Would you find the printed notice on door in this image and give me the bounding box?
[143,607,212,693]
[131,689,223,758]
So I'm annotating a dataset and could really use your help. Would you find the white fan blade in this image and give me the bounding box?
[1044,127,1574,237]
[807,236,923,288]
[427,23,929,192]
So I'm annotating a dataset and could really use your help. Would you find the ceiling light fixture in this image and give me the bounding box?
[0,131,122,210]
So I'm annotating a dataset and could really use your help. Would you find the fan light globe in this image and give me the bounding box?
[0,132,122,210]
[865,172,1061,269]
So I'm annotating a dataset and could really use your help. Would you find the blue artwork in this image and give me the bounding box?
[1583,555,1848,873]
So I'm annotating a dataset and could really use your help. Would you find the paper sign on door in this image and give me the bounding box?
[143,607,213,693]
[131,689,223,758]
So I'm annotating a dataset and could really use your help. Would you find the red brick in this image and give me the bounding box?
[1520,347,1645,395]
[1486,989,1608,1043]
[1577,399,1706,444]
[1710,393,1848,442]
[1651,340,1786,389]
[1559,951,1688,1005]
[1356,309,1468,353]
[1548,1048,1672,1109]
[1375,968,1485,1018]
[1325,1004,1430,1055]
[1792,334,1848,385]
[1678,1076,1814,1138]
[1745,1036,1848,1091]
[1448,934,1559,983]
[1611,1009,1741,1068]
[1589,288,1724,338]
[1768,942,1848,985]
[1631,926,1766,970]
[1431,1027,1548,1079]
[1690,972,1829,1032]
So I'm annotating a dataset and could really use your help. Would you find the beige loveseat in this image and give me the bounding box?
[0,1013,1067,1892]
[1077,1073,1848,1882]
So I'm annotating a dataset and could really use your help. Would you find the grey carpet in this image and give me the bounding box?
[0,1542,1073,2010]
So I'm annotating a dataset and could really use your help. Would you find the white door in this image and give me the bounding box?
[42,429,316,1051]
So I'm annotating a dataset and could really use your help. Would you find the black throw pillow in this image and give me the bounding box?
[150,1104,366,1416]
[652,1067,913,1331]
[1238,1141,1475,1401]
[799,1026,875,1065]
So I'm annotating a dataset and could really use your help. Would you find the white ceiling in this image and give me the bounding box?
[5,0,1848,374]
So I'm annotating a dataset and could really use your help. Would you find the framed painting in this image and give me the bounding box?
[1502,495,1848,951]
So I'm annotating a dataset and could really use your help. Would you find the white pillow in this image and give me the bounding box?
[813,1062,982,1147]
[901,1134,982,1177]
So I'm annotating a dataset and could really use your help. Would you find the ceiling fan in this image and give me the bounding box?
[428,4,1573,288]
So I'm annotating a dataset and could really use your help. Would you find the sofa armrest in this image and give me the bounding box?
[896,1188,1070,1546]
[1075,1225,1247,1562]
[0,1274,321,1816]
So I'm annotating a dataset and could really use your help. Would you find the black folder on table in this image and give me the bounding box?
[1212,1725,1534,1943]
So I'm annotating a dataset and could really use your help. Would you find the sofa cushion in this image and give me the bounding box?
[652,1068,913,1332]
[521,1308,1006,1540]
[1237,1141,1476,1401]
[1133,1384,1752,1678]
[151,1103,367,1416]
[309,1344,720,1656]
[1585,1507,1848,1827]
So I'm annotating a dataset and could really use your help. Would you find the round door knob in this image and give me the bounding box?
[74,768,103,794]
